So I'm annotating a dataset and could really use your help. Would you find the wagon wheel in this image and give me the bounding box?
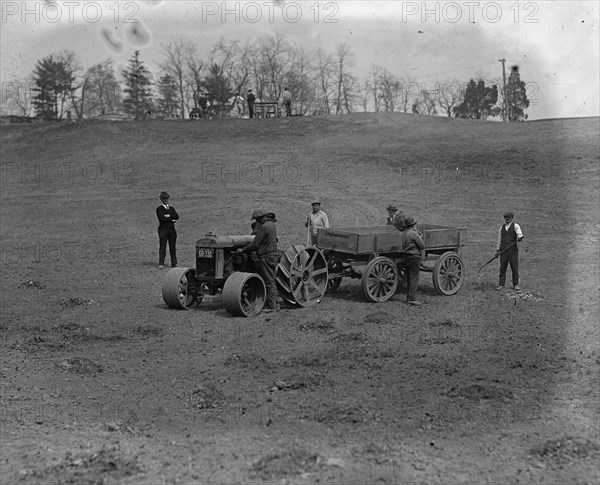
[276,245,328,306]
[361,256,398,302]
[222,272,266,317]
[162,267,203,309]
[326,258,343,293]
[432,252,464,296]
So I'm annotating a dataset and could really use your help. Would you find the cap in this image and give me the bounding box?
[266,212,277,221]
[159,191,170,199]
[503,211,514,218]
[251,209,267,219]
[311,201,321,206]
[386,204,397,211]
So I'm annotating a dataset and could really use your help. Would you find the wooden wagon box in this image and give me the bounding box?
[317,224,466,255]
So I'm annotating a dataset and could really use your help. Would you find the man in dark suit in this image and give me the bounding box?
[247,89,256,118]
[156,191,179,269]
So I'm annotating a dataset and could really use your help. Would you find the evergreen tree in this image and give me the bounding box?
[506,66,529,121]
[453,79,499,120]
[122,51,154,120]
[202,63,233,116]
[157,74,179,118]
[32,55,74,120]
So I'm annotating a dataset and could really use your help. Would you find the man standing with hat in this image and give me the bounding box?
[156,191,179,269]
[386,204,399,225]
[496,211,524,290]
[393,214,425,306]
[305,201,329,246]
[236,209,279,311]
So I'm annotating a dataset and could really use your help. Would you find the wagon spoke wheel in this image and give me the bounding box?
[361,256,398,302]
[223,272,266,317]
[276,245,328,307]
[162,267,203,309]
[326,257,343,293]
[432,252,464,296]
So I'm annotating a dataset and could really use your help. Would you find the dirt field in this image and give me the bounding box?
[1,113,598,484]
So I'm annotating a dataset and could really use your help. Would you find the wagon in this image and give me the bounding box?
[319,223,467,302]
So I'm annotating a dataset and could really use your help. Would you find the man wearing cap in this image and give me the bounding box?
[237,209,279,311]
[156,192,179,269]
[305,201,329,246]
[393,214,425,306]
[386,204,399,225]
[496,211,524,291]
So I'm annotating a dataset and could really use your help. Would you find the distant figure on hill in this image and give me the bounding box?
[247,89,256,118]
[282,87,292,116]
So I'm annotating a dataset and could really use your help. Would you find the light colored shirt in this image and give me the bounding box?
[306,210,329,236]
[496,222,523,250]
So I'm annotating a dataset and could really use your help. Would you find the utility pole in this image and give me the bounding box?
[499,58,507,122]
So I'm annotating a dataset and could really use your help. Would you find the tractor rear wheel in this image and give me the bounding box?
[276,245,328,306]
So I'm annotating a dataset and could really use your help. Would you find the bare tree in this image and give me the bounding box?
[85,59,120,117]
[315,47,334,114]
[160,40,195,119]
[367,65,383,112]
[334,43,355,114]
[437,78,465,117]
[399,75,419,113]
[378,68,401,112]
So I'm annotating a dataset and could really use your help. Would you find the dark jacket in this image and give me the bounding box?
[156,205,179,230]
[244,220,277,256]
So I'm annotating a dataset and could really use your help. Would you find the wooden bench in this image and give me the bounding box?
[254,102,280,118]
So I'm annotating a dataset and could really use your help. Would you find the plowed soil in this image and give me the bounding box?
[1,113,599,484]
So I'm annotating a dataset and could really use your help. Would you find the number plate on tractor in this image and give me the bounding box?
[197,248,214,259]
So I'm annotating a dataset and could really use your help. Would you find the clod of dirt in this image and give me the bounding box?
[57,357,103,375]
[17,280,47,289]
[504,291,544,302]
[364,311,396,325]
[133,324,165,338]
[428,318,459,327]
[189,383,227,409]
[446,383,514,402]
[298,318,336,332]
[224,353,274,370]
[58,297,94,308]
[249,449,321,480]
[530,436,599,464]
[30,447,140,483]
[330,332,369,343]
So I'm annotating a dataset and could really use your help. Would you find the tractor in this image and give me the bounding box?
[161,232,328,317]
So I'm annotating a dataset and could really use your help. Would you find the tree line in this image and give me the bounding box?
[3,34,530,121]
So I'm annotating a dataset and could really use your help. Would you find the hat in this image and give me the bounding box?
[251,209,267,220]
[159,191,170,199]
[503,211,514,218]
[311,201,321,206]
[266,212,277,222]
[386,204,397,211]
[402,216,417,228]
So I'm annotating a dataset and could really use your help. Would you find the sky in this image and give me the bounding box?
[1,0,598,120]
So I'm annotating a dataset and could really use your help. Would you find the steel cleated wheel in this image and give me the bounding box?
[276,245,328,306]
